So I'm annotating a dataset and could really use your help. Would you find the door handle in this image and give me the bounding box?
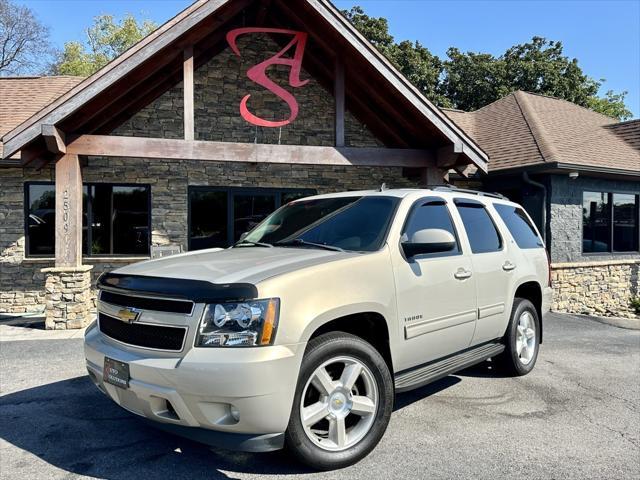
[502,261,516,271]
[454,268,473,280]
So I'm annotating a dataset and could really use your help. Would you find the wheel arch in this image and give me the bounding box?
[306,311,394,374]
[514,280,544,343]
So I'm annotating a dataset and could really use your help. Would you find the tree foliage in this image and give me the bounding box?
[343,7,632,120]
[52,14,157,76]
[0,0,52,75]
[342,7,449,106]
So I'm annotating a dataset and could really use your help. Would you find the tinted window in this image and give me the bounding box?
[583,191,611,253]
[26,184,56,255]
[494,204,543,249]
[233,194,276,242]
[404,201,459,254]
[244,196,399,252]
[456,203,502,253]
[189,190,228,250]
[26,183,150,257]
[613,193,639,252]
[188,188,315,250]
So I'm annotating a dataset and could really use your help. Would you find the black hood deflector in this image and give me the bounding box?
[97,273,258,303]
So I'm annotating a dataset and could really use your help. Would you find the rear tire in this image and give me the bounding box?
[285,332,393,470]
[494,298,540,376]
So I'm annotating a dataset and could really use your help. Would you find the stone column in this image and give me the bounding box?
[42,265,94,330]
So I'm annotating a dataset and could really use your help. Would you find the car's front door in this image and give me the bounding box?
[392,197,477,371]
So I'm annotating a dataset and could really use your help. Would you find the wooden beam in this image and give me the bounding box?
[183,46,195,141]
[42,125,66,154]
[1,0,242,159]
[436,145,460,168]
[66,134,434,168]
[334,58,345,147]
[55,154,83,268]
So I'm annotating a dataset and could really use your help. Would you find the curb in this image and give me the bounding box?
[572,313,640,331]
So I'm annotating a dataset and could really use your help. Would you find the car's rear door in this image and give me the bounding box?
[392,196,477,371]
[452,198,512,345]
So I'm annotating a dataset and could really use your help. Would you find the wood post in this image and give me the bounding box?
[334,59,345,147]
[183,46,195,141]
[421,166,449,187]
[55,154,83,268]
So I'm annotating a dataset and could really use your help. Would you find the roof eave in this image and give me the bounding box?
[309,0,488,172]
[486,162,640,179]
[2,0,489,173]
[1,0,217,159]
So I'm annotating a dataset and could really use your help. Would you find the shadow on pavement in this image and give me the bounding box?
[0,373,461,479]
[0,376,311,479]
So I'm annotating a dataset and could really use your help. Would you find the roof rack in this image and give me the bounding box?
[432,186,508,200]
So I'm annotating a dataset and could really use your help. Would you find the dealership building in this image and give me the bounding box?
[0,0,638,328]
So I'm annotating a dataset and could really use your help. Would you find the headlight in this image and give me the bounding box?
[196,298,279,347]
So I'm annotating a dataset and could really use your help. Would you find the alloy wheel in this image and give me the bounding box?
[300,356,378,452]
[516,311,536,365]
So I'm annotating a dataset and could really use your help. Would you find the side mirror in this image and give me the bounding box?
[239,232,249,242]
[401,229,456,258]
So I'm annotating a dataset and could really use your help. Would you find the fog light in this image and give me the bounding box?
[230,405,240,422]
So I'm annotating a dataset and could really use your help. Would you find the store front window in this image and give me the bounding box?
[25,183,151,257]
[188,187,314,250]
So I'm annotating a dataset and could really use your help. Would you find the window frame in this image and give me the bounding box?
[453,197,504,255]
[187,186,316,251]
[399,196,463,259]
[581,190,640,256]
[24,181,152,259]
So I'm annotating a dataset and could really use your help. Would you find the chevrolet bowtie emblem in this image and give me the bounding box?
[116,307,140,323]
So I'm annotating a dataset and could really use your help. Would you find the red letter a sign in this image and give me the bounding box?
[226,28,310,128]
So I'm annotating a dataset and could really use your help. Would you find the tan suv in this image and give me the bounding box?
[85,187,552,470]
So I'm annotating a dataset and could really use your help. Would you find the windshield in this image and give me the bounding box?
[241,196,399,252]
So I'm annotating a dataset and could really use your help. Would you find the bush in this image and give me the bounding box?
[631,297,640,315]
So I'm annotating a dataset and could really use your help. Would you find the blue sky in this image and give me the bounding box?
[18,0,640,118]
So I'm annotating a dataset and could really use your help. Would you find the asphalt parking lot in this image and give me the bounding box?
[1,313,639,480]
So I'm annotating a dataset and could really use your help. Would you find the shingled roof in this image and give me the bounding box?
[444,90,640,176]
[0,76,83,160]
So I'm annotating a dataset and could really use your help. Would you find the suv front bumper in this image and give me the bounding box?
[84,323,305,452]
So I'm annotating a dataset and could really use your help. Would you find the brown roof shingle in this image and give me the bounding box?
[444,91,640,175]
[0,76,83,158]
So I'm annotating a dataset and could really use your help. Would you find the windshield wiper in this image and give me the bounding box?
[274,238,344,252]
[233,240,273,248]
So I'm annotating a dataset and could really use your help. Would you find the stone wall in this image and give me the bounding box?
[552,260,639,318]
[0,166,54,314]
[43,266,94,329]
[548,174,640,263]
[0,158,419,314]
[114,33,381,148]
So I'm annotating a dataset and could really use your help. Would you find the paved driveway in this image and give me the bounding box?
[1,313,639,480]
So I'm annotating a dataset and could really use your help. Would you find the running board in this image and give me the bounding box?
[394,342,505,393]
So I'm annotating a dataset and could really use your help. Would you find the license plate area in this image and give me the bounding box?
[103,356,130,389]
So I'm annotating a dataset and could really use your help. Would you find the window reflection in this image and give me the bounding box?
[26,183,150,257]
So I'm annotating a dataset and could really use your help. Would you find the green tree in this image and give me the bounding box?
[52,14,157,76]
[342,7,449,107]
[343,7,632,120]
[586,90,632,122]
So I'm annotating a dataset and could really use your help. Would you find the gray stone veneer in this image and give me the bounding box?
[548,174,639,264]
[0,159,419,314]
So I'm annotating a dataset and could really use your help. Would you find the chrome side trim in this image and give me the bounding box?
[404,309,477,339]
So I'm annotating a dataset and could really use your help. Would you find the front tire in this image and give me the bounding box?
[495,298,540,376]
[285,332,393,470]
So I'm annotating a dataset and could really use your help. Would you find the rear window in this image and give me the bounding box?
[494,204,544,249]
[455,202,502,254]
